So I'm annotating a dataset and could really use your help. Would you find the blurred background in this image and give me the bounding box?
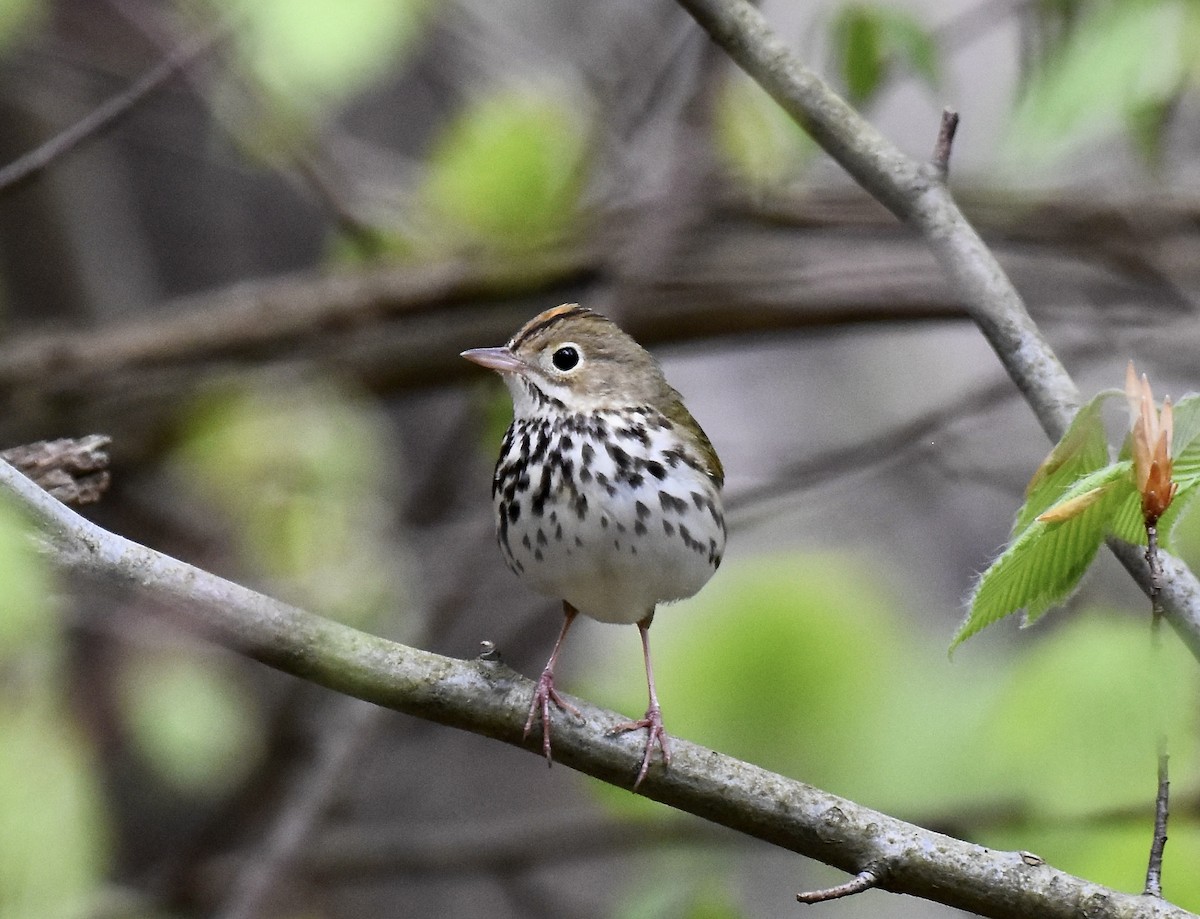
[1,0,1199,916]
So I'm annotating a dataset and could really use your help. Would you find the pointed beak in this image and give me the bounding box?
[461,346,525,375]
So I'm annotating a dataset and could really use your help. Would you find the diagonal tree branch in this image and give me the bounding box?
[0,458,1193,919]
[671,0,1200,662]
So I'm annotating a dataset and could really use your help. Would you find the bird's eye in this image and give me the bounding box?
[551,345,580,371]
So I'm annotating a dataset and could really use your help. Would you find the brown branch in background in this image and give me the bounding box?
[0,26,225,196]
[796,863,886,903]
[931,108,960,176]
[0,435,111,504]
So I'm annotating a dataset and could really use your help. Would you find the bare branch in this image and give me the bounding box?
[0,460,1194,919]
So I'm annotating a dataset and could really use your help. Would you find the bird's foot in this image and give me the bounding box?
[609,703,671,790]
[523,667,582,765]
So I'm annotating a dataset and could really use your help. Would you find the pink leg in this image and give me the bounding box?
[524,602,583,765]
[608,614,670,789]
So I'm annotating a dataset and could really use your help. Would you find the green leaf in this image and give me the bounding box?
[1017,390,1118,535]
[1166,392,1200,485]
[1005,0,1188,168]
[829,5,939,106]
[421,90,589,253]
[955,462,1135,649]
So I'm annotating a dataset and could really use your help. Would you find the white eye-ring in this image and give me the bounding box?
[549,343,582,372]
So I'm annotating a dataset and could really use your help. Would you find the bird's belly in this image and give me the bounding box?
[497,472,725,625]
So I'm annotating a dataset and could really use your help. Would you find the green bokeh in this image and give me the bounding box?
[0,492,60,665]
[0,694,109,917]
[214,0,429,112]
[968,612,1198,818]
[0,0,40,55]
[712,73,815,189]
[117,653,264,796]
[172,379,408,630]
[582,552,993,814]
[1004,0,1191,169]
[421,89,589,252]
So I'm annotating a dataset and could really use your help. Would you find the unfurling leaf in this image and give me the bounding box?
[1019,391,1118,534]
[955,462,1136,650]
[956,366,1200,649]
[1037,484,1113,523]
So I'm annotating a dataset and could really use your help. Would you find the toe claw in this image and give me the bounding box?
[609,705,671,790]
[524,668,580,765]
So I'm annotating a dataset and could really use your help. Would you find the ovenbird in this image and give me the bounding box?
[462,304,725,788]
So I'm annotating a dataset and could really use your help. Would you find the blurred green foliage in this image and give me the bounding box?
[206,0,431,155]
[419,89,590,253]
[117,652,264,795]
[0,0,39,54]
[713,73,816,190]
[0,491,59,666]
[583,551,1199,908]
[616,858,746,919]
[828,3,939,106]
[0,495,109,917]
[1005,0,1197,169]
[172,378,409,631]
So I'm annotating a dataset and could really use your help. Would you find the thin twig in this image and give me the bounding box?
[931,108,960,177]
[0,26,225,195]
[797,863,886,903]
[1144,519,1170,898]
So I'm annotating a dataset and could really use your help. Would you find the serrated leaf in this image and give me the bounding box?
[1018,390,1118,534]
[1106,484,1149,546]
[955,462,1135,649]
[1167,393,1200,483]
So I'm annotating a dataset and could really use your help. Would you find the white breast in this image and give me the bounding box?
[494,409,725,624]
